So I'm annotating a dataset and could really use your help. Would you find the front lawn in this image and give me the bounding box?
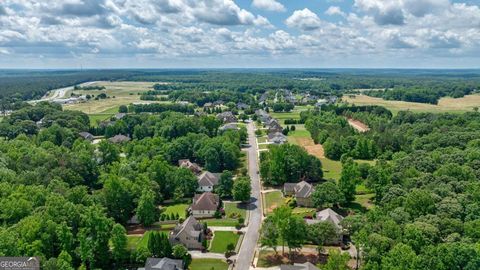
[204,219,239,227]
[189,259,229,270]
[263,190,285,215]
[209,231,240,253]
[161,203,189,219]
[224,202,247,220]
[257,137,268,143]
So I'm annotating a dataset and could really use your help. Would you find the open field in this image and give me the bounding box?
[263,190,285,215]
[63,81,168,114]
[189,259,228,270]
[342,94,480,114]
[209,231,240,253]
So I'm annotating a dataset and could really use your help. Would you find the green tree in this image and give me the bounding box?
[284,215,308,257]
[323,250,350,270]
[381,243,417,270]
[259,217,279,254]
[110,224,128,263]
[312,181,345,208]
[56,251,74,270]
[338,158,360,202]
[118,105,128,113]
[136,189,158,226]
[308,221,338,247]
[102,175,134,224]
[216,170,234,198]
[232,177,251,202]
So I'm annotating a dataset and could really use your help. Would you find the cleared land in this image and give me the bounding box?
[189,259,228,270]
[209,231,240,253]
[342,94,480,114]
[263,190,285,215]
[347,118,370,132]
[64,81,169,114]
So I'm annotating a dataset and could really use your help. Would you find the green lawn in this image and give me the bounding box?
[189,259,229,270]
[288,129,310,138]
[161,203,189,219]
[292,207,317,217]
[204,219,239,227]
[127,231,168,250]
[209,231,240,253]
[259,143,270,150]
[320,158,342,181]
[355,193,375,210]
[263,190,285,215]
[88,114,113,126]
[257,137,268,143]
[224,202,247,220]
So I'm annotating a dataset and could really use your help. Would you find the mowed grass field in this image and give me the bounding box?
[63,81,169,114]
[189,259,228,270]
[209,231,240,253]
[342,94,480,115]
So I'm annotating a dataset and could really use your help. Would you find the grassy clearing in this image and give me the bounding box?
[350,193,375,212]
[288,129,310,138]
[64,81,167,114]
[257,137,268,143]
[320,158,342,181]
[189,259,228,270]
[342,94,480,115]
[88,114,113,126]
[161,203,189,219]
[127,231,168,251]
[224,202,246,220]
[292,207,316,217]
[209,231,240,253]
[264,190,285,215]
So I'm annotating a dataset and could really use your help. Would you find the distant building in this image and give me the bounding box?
[268,132,288,145]
[284,181,314,207]
[115,113,126,120]
[280,262,319,270]
[139,257,184,270]
[219,123,239,132]
[203,102,214,109]
[216,111,237,123]
[191,192,220,218]
[169,216,205,250]
[236,102,249,110]
[178,159,202,175]
[255,109,271,123]
[197,171,220,192]
[305,208,344,244]
[213,100,224,106]
[78,131,94,141]
[108,134,131,144]
[266,119,283,133]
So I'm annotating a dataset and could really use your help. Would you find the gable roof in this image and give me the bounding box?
[172,216,203,239]
[295,181,314,198]
[108,134,130,143]
[315,208,344,229]
[192,192,219,211]
[142,257,184,270]
[197,171,220,187]
[78,131,94,140]
[178,159,202,173]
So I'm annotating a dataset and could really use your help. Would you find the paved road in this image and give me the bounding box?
[235,121,262,270]
[29,81,97,104]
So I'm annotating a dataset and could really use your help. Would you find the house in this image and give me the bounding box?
[178,159,202,175]
[258,92,268,104]
[268,132,288,144]
[219,123,239,132]
[284,181,314,207]
[139,257,184,270]
[237,102,249,110]
[191,192,220,218]
[203,102,214,109]
[213,100,224,106]
[169,216,205,250]
[255,109,271,123]
[197,171,220,192]
[78,131,94,141]
[280,262,319,270]
[305,208,344,244]
[266,119,283,133]
[216,111,237,123]
[315,99,328,107]
[115,113,126,120]
[108,134,131,143]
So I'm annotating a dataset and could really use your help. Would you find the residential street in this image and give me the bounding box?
[235,121,263,270]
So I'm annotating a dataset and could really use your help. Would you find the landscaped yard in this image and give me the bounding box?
[189,259,229,270]
[204,218,239,227]
[161,203,189,219]
[257,136,268,143]
[209,231,240,253]
[263,190,285,215]
[224,202,247,220]
[292,207,316,218]
[126,231,168,251]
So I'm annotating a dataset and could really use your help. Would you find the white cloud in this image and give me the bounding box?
[325,6,346,17]
[252,0,286,12]
[285,9,322,31]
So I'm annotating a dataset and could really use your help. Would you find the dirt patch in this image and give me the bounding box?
[347,118,370,132]
[291,137,325,159]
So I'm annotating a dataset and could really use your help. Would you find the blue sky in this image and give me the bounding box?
[0,0,479,68]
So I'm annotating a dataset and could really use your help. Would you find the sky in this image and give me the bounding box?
[0,0,480,69]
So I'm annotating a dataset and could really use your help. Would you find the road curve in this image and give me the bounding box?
[29,81,98,104]
[235,121,262,270]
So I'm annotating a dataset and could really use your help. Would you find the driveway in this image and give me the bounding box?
[235,121,263,270]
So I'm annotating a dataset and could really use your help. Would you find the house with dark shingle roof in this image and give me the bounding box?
[219,123,239,132]
[169,216,205,250]
[191,192,220,218]
[78,131,94,141]
[284,181,314,207]
[216,111,237,123]
[305,208,344,244]
[268,132,288,144]
[266,119,283,133]
[178,159,202,175]
[139,257,184,270]
[108,134,131,143]
[280,262,319,270]
[197,171,220,192]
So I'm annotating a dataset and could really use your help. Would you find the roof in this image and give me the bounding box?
[178,159,202,172]
[108,134,131,143]
[197,171,220,187]
[315,208,344,229]
[280,262,319,270]
[268,132,287,144]
[295,181,314,198]
[171,216,203,239]
[192,192,219,211]
[216,111,237,123]
[78,131,94,139]
[115,113,126,120]
[284,183,297,193]
[142,257,184,270]
[219,123,238,131]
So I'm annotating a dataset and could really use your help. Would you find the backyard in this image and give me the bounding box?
[209,231,241,253]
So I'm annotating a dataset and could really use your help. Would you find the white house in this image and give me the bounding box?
[197,171,220,192]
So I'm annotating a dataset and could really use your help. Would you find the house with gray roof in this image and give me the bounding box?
[197,171,220,192]
[268,132,288,144]
[216,111,237,123]
[108,134,131,143]
[266,119,283,133]
[191,192,220,218]
[178,159,202,175]
[219,123,239,132]
[237,102,249,110]
[78,131,94,141]
[169,216,205,250]
[284,181,314,207]
[139,257,184,270]
[305,208,344,244]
